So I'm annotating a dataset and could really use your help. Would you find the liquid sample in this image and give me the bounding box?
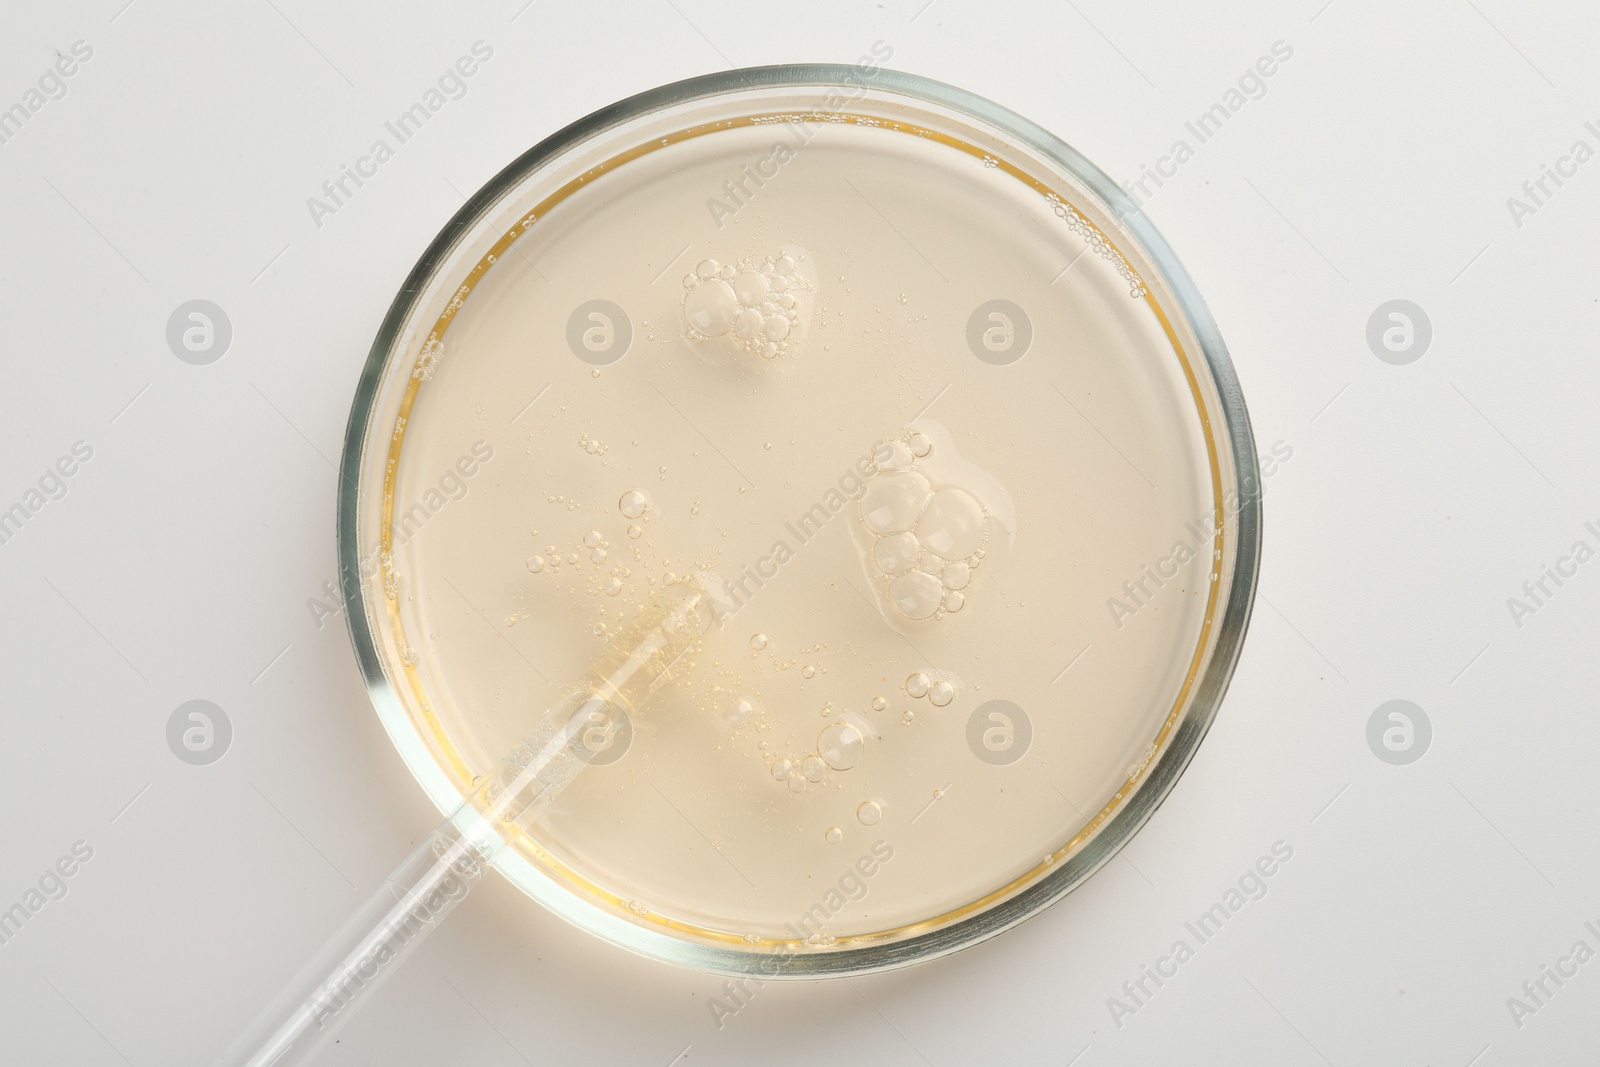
[376,109,1226,953]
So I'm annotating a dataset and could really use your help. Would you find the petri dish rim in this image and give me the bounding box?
[337,64,1263,978]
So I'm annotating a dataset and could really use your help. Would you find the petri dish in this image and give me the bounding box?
[337,65,1260,977]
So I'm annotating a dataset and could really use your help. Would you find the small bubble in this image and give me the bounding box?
[857,800,882,825]
[750,633,769,651]
[901,710,914,726]
[627,524,642,539]
[787,775,806,793]
[772,759,793,781]
[871,696,887,712]
[603,577,622,596]
[590,548,608,564]
[567,553,579,566]
[802,755,827,782]
[593,623,607,636]
[527,555,545,573]
[583,530,602,548]
[825,826,843,844]
[801,665,815,679]
[908,431,931,457]
[929,680,954,707]
[619,490,648,519]
[905,672,930,699]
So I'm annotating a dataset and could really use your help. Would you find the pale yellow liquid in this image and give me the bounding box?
[385,117,1218,946]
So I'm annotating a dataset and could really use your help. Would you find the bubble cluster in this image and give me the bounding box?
[859,433,989,620]
[413,337,444,381]
[906,671,955,709]
[681,249,812,360]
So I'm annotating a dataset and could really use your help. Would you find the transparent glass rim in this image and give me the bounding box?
[336,64,1263,978]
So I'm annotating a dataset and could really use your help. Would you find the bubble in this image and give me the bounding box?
[802,755,827,782]
[908,432,932,457]
[619,490,648,519]
[871,696,887,712]
[857,800,882,825]
[817,722,864,770]
[734,307,763,341]
[733,270,768,305]
[873,531,922,575]
[603,577,622,596]
[776,255,796,274]
[526,555,545,573]
[696,258,719,279]
[787,775,806,793]
[627,524,642,539]
[901,710,914,725]
[861,471,931,534]
[724,696,756,728]
[906,673,930,699]
[916,487,987,559]
[889,571,944,621]
[928,680,954,706]
[583,530,602,548]
[801,665,815,679]
[763,314,791,341]
[567,553,579,566]
[758,341,778,359]
[684,279,738,336]
[750,633,769,651]
[593,623,607,636]
[825,826,843,844]
[873,440,915,473]
[941,562,971,590]
[772,759,793,782]
[944,591,965,612]
[591,548,608,564]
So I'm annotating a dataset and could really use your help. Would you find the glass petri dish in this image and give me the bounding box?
[337,65,1260,977]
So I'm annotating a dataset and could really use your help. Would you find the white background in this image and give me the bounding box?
[2,1,1597,1064]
